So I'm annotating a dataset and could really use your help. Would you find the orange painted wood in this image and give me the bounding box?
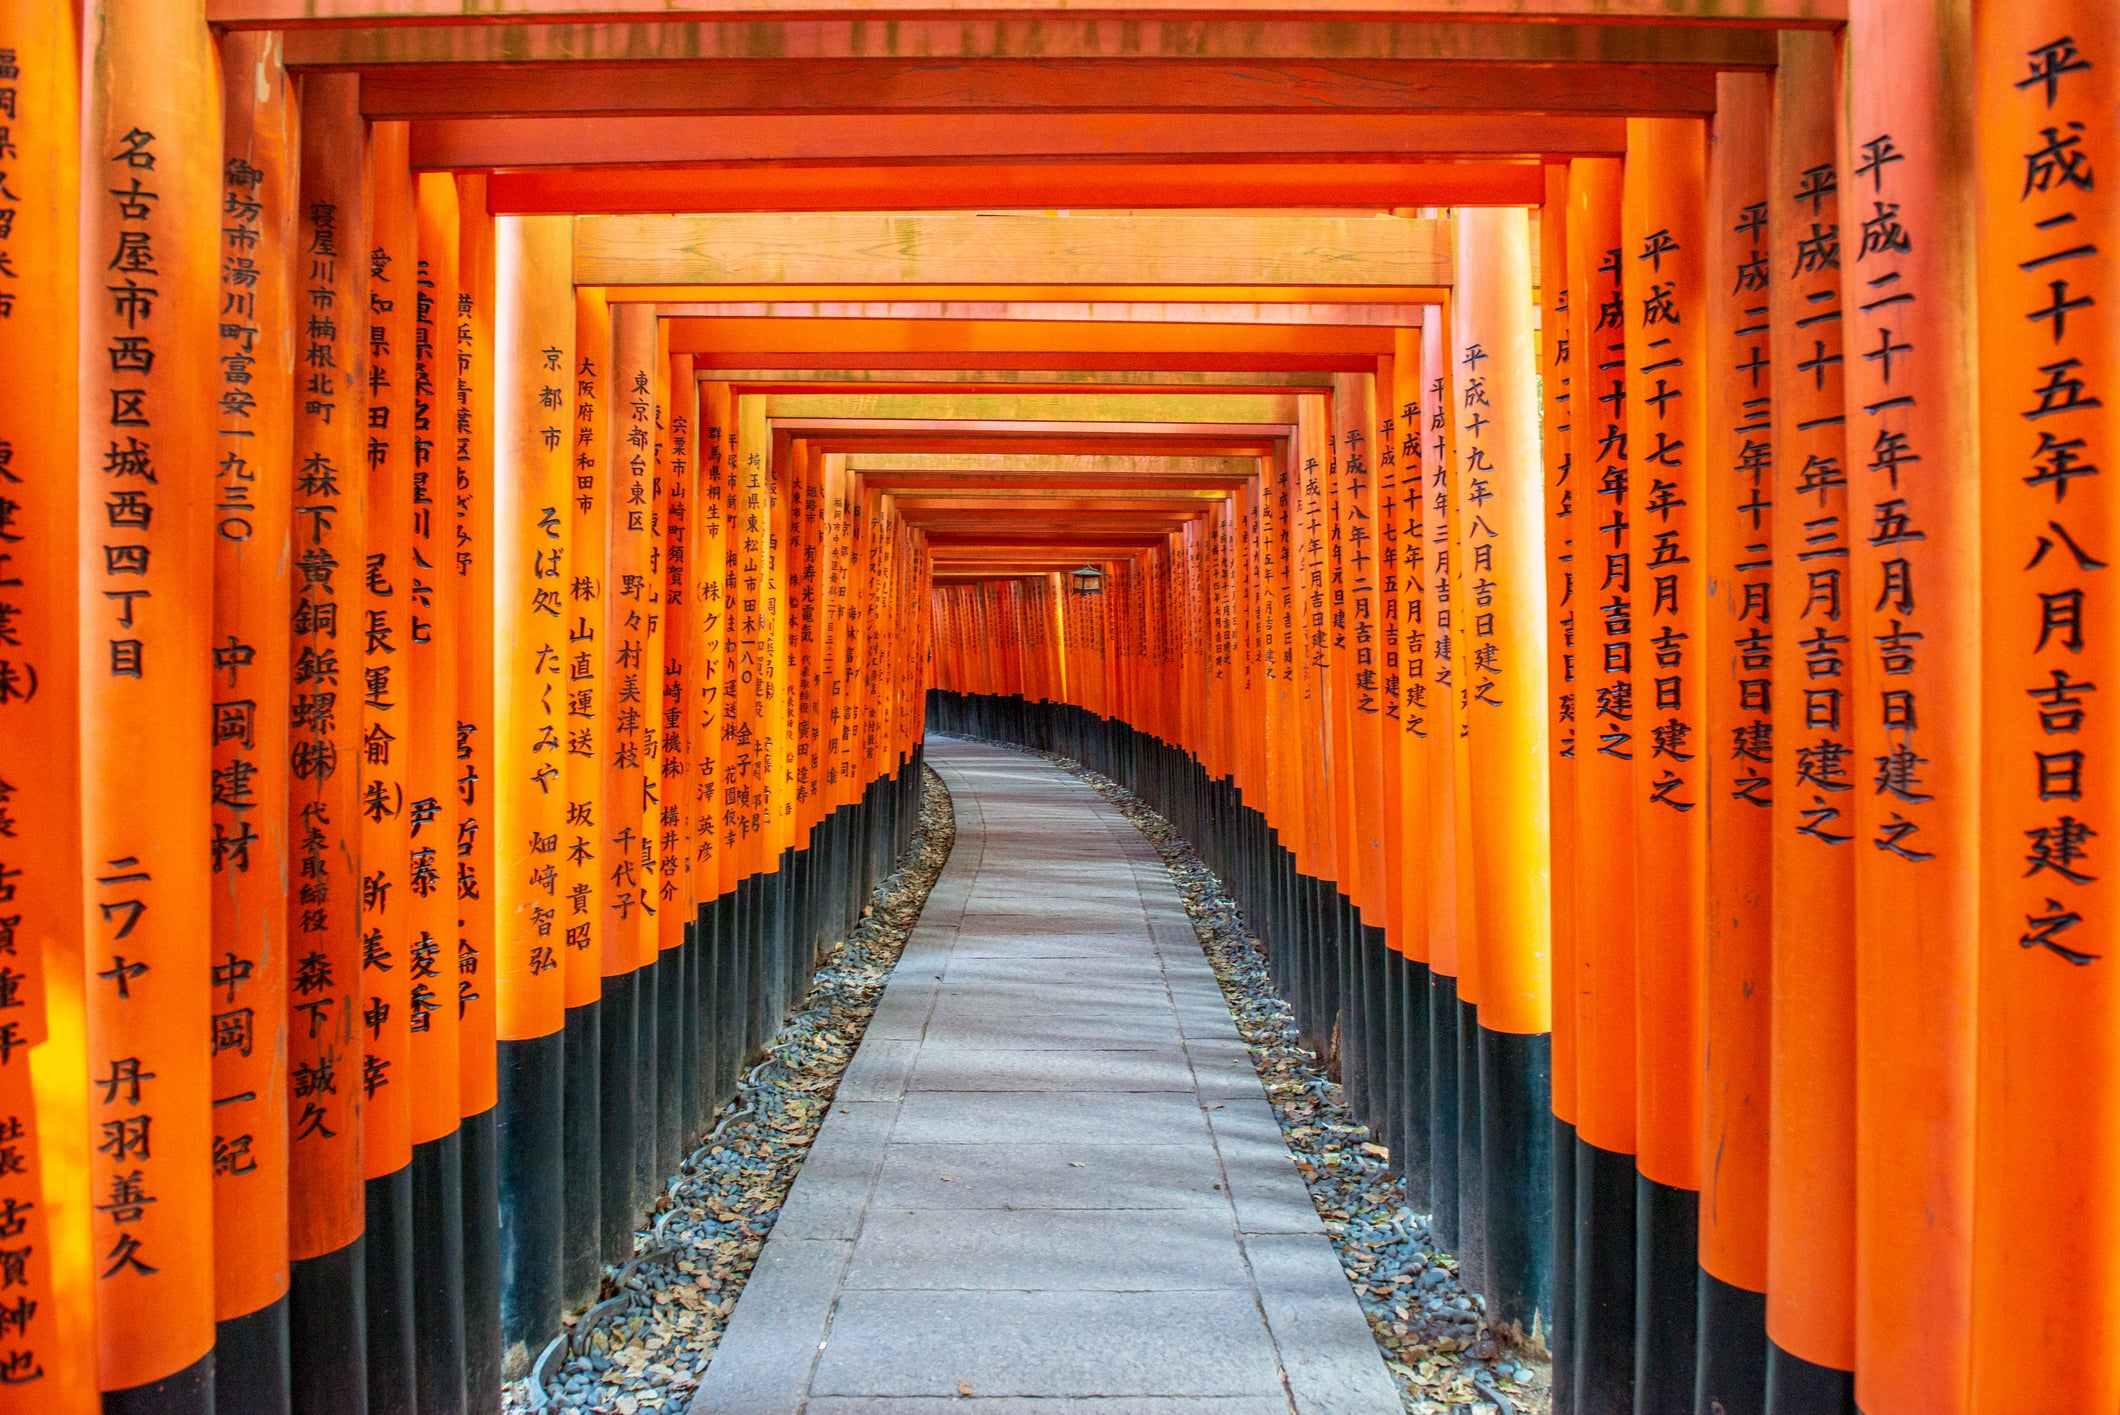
[1420,317,1464,988]
[78,0,222,1389]
[1440,295,1479,1014]
[1454,206,1552,1038]
[1537,169,1578,1123]
[1388,331,1434,969]
[1763,28,1856,1376]
[1968,6,2118,1407]
[1622,115,1707,1193]
[285,69,370,1274]
[1699,70,1772,1300]
[422,106,1630,169]
[209,0,1849,29]
[454,172,500,1119]
[606,304,658,965]
[0,4,94,1405]
[363,119,419,1181]
[1333,374,1387,929]
[659,354,698,948]
[208,25,295,1333]
[408,170,465,1144]
[362,57,1719,122]
[491,213,574,1042]
[564,287,609,999]
[487,162,1549,217]
[637,322,668,945]
[1841,4,1980,1408]
[1566,155,1636,1162]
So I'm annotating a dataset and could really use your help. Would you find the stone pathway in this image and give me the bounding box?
[691,737,1400,1413]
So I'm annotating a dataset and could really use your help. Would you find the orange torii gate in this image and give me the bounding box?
[1,3,2116,1414]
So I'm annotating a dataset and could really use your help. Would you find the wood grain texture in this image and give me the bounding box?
[417,113,1625,169]
[582,212,1449,288]
[359,58,1718,119]
[284,18,1778,67]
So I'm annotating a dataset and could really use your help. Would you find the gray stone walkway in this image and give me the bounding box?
[691,737,1399,1414]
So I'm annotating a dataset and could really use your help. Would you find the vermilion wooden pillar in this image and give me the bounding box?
[452,171,504,1414]
[1535,165,1579,1409]
[209,28,295,1415]
[1560,154,1636,1415]
[1841,4,1980,1411]
[1386,328,1434,1213]
[607,302,658,1231]
[1622,119,1709,1410]
[285,67,371,1415]
[80,6,221,1404]
[1969,7,2117,1411]
[1764,30,1859,1414]
[1452,205,1555,1345]
[562,286,610,1300]
[658,353,697,1175]
[491,212,573,1377]
[409,168,469,1415]
[1699,70,1773,1415]
[634,322,669,1200]
[0,5,94,1410]
[363,120,420,1415]
[1418,315,1466,1262]
[1565,153,1637,1415]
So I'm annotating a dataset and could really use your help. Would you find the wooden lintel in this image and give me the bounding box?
[585,213,1448,289]
[703,369,1336,391]
[482,162,1547,214]
[663,301,1431,329]
[416,113,1625,170]
[769,394,1296,425]
[846,453,1261,475]
[359,59,1718,121]
[212,2,1847,32]
[283,18,1780,68]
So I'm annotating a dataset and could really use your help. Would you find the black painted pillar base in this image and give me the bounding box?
[1456,994,1488,1302]
[495,1031,564,1381]
[106,1350,215,1415]
[1572,1136,1637,1415]
[290,1235,366,1415]
[460,1104,502,1415]
[597,968,639,1268]
[1478,1025,1552,1344]
[561,998,602,1309]
[1696,1269,1767,1415]
[412,1130,469,1415]
[1428,972,1461,1253]
[1635,1173,1701,1413]
[1552,1117,1577,1415]
[213,1294,289,1415]
[1764,1339,1856,1415]
[365,1165,417,1414]
[657,942,685,1180]
[1399,957,1432,1212]
[634,949,660,1221]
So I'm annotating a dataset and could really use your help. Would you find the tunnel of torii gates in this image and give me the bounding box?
[0,0,2111,1413]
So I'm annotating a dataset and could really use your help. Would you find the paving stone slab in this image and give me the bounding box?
[906,1045,1197,1093]
[842,1207,1255,1291]
[810,1289,1287,1398]
[868,1142,1231,1211]
[808,1399,1292,1415]
[889,1088,1213,1146]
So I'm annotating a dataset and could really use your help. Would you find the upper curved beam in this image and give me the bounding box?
[213,1,1844,28]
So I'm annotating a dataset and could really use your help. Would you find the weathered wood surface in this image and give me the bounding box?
[283,18,1780,66]
[214,0,1846,28]
[359,58,1719,119]
[483,161,1547,214]
[582,212,1449,288]
[418,112,1624,169]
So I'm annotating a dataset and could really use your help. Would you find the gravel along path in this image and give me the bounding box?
[1022,744,1552,1415]
[506,764,956,1415]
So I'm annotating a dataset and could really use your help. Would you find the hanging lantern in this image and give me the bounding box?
[1070,563,1105,596]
